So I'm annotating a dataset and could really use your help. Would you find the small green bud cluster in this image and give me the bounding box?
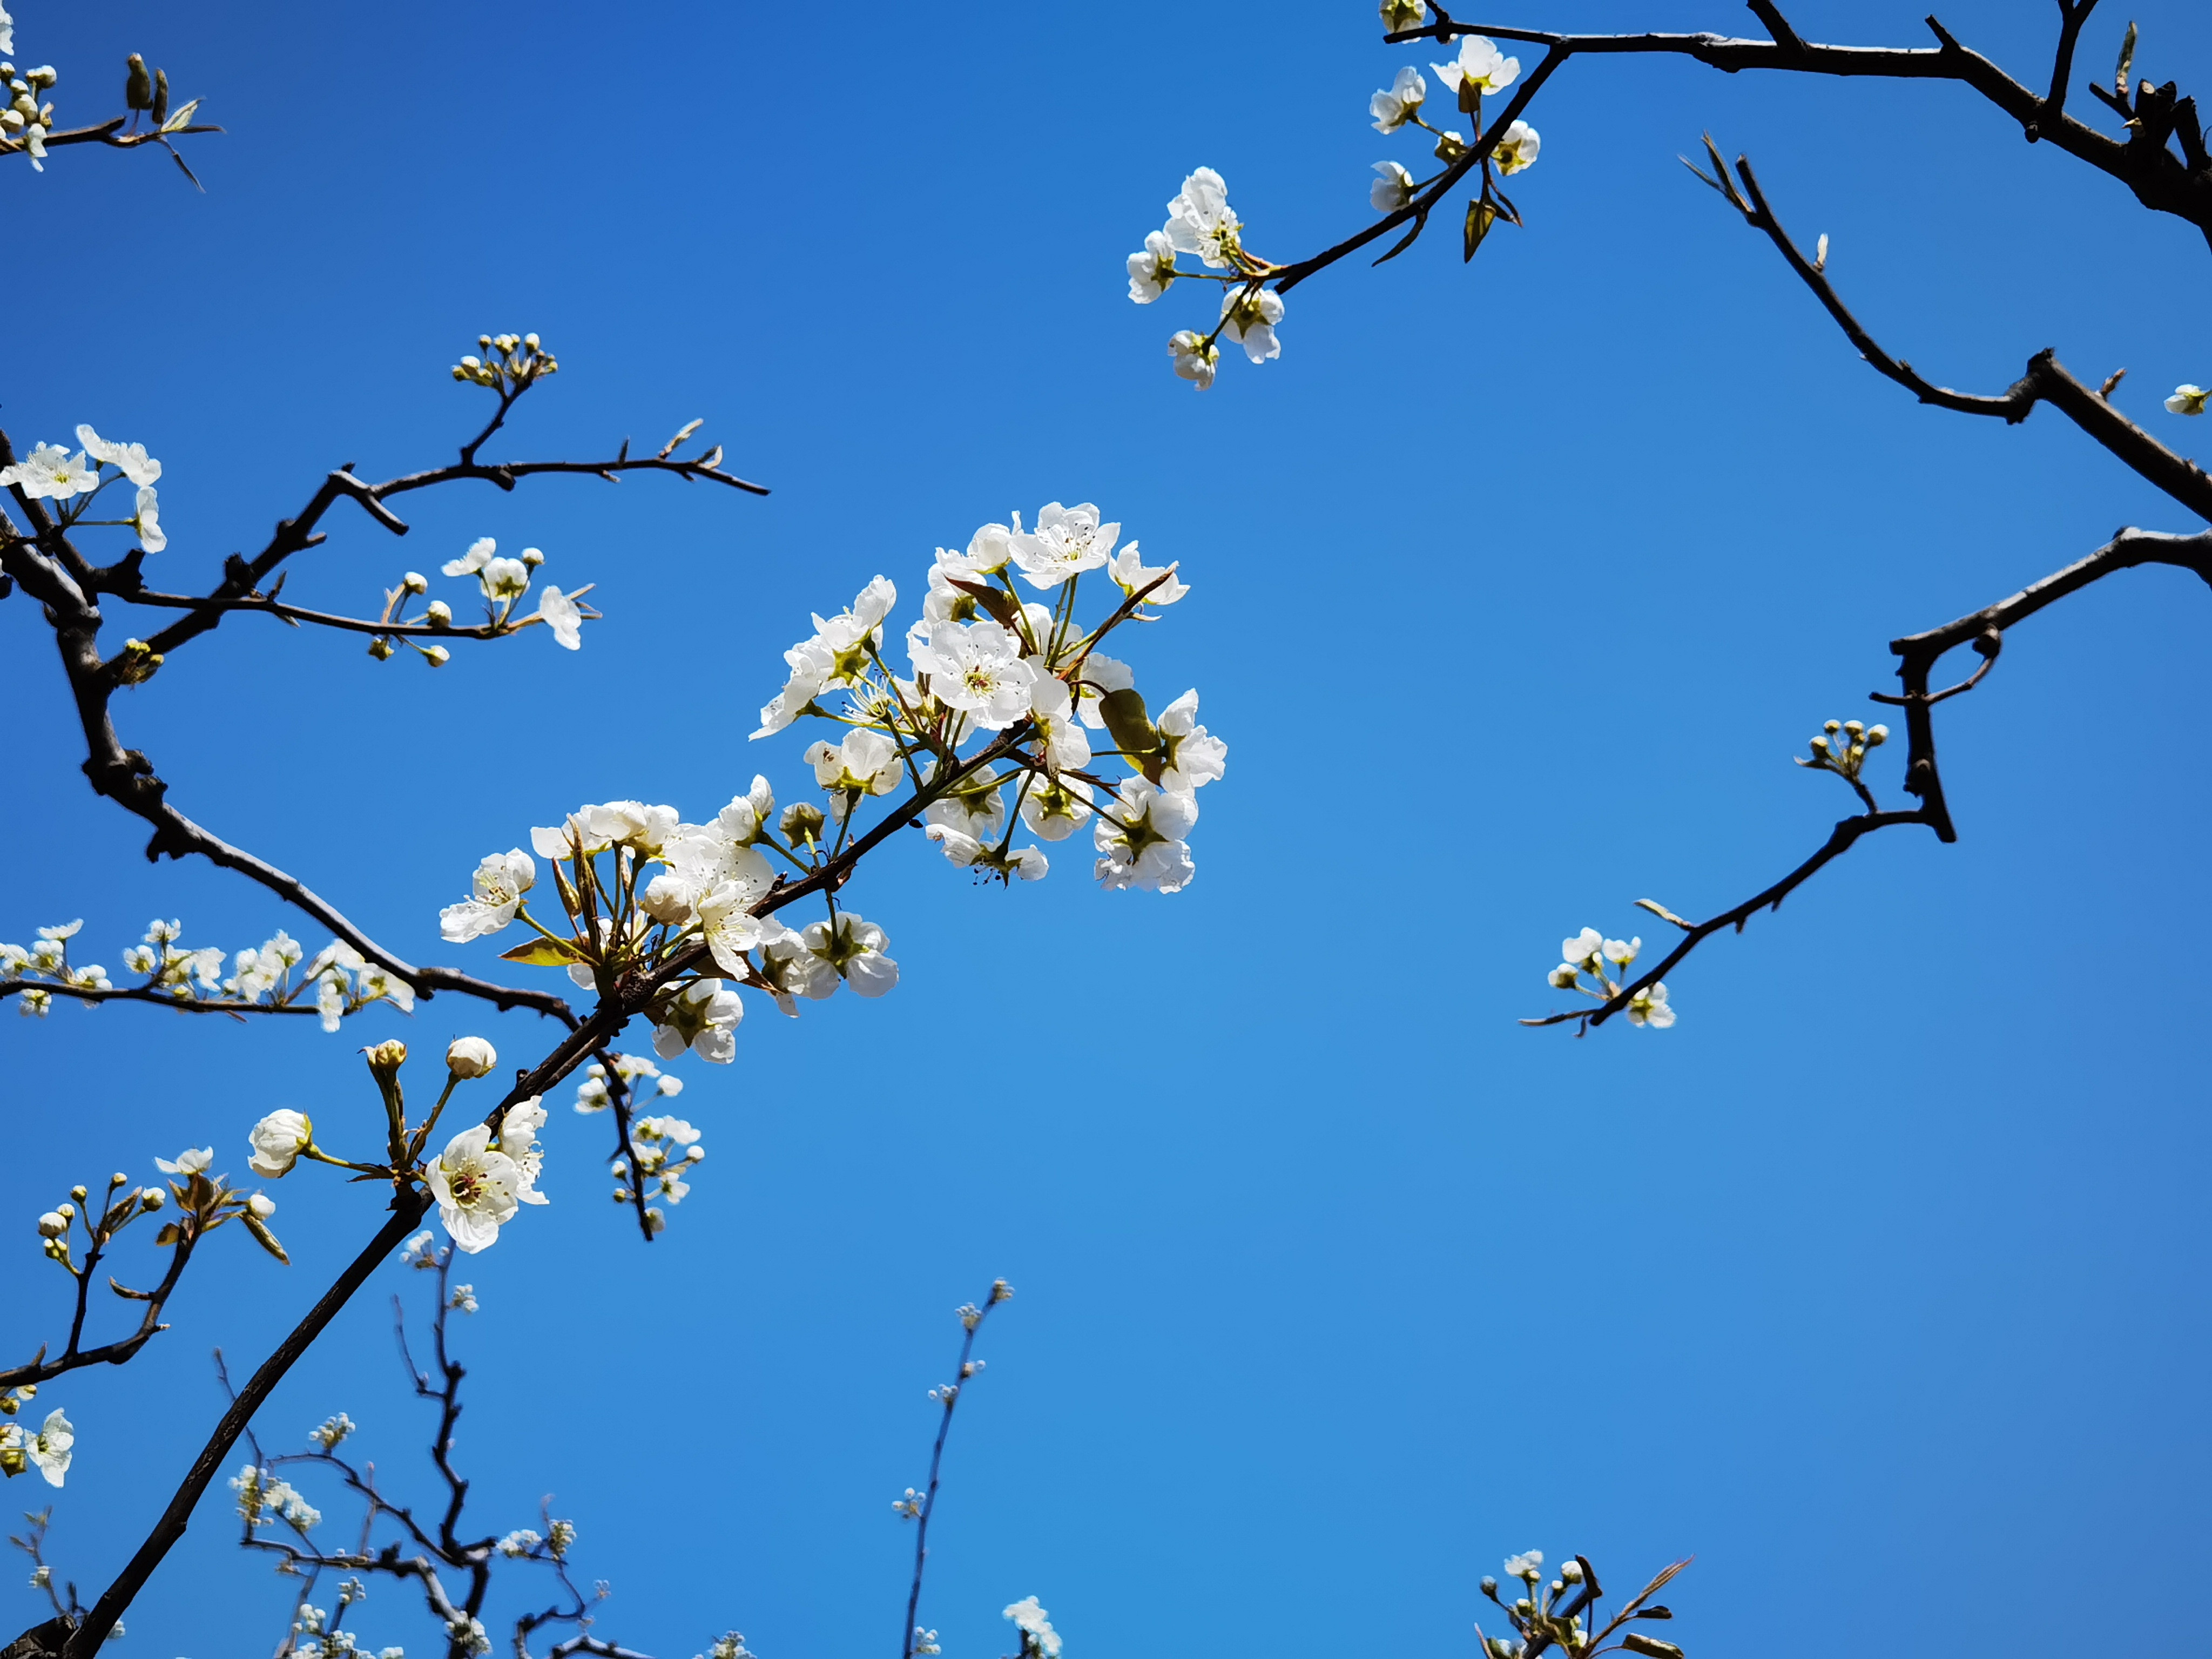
[1796,715,1890,789]
[451,331,557,390]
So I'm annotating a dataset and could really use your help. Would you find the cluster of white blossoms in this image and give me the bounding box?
[0,14,204,172]
[365,534,591,665]
[1125,167,1286,389]
[613,1113,705,1227]
[1547,927,1674,1029]
[1367,35,1538,212]
[437,500,1223,1062]
[0,422,165,546]
[0,916,415,1030]
[1004,1596,1064,1659]
[572,1050,684,1115]
[231,1461,324,1534]
[450,329,558,394]
[287,1589,404,1659]
[0,1387,70,1488]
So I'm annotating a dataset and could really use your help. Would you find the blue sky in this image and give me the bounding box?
[4,1,2210,1655]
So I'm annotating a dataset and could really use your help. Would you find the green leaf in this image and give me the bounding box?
[1621,1636,1684,1659]
[241,1212,291,1265]
[2116,20,2137,99]
[160,97,200,134]
[1464,199,1498,262]
[1098,687,1162,781]
[498,935,586,967]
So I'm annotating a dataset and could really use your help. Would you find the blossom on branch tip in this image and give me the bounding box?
[1503,1550,1544,1581]
[1220,286,1285,363]
[427,1125,522,1254]
[1003,1597,1062,1659]
[0,443,97,500]
[500,1096,549,1205]
[1094,778,1198,893]
[439,848,535,942]
[1009,502,1119,591]
[1168,330,1219,390]
[1019,772,1094,841]
[1028,680,1092,772]
[75,426,162,487]
[1603,936,1640,967]
[1371,160,1417,213]
[1433,35,1520,99]
[802,913,899,997]
[536,585,584,649]
[1371,66,1426,133]
[2166,384,2208,415]
[806,727,907,817]
[0,1409,73,1488]
[442,536,497,579]
[1127,230,1178,304]
[156,1147,213,1177]
[131,485,166,552]
[248,1110,312,1178]
[926,824,1050,881]
[1105,543,1187,608]
[1561,928,1604,968]
[907,618,1038,727]
[1626,982,1675,1029]
[1492,118,1540,174]
[1162,166,1243,269]
[653,978,745,1064]
[1155,689,1227,792]
[446,1037,497,1078]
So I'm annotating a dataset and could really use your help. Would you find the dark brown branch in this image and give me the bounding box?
[1528,527,2212,1031]
[2030,0,2103,139]
[0,1198,201,1391]
[901,1286,1008,1659]
[0,980,321,1016]
[126,588,552,643]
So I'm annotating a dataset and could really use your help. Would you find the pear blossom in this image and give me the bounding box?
[248,1110,313,1178]
[926,824,1049,881]
[806,727,907,818]
[1002,1597,1062,1659]
[1603,936,1640,967]
[1220,286,1285,364]
[439,849,536,942]
[936,521,1016,581]
[1433,35,1520,99]
[1,443,98,500]
[1562,928,1604,967]
[156,1147,214,1177]
[754,579,899,738]
[1008,502,1120,591]
[499,1096,550,1205]
[2166,384,2208,415]
[1504,1550,1545,1580]
[1492,118,1540,174]
[1626,982,1675,1029]
[441,536,498,579]
[925,762,1008,841]
[1070,653,1136,728]
[1028,679,1092,772]
[1104,544,1187,608]
[5,1410,73,1488]
[1169,329,1219,390]
[1127,230,1178,303]
[759,930,839,1013]
[695,858,780,976]
[536,585,583,648]
[1381,0,1427,31]
[1155,690,1228,791]
[1162,166,1243,269]
[0,6,14,55]
[131,485,166,552]
[1094,778,1199,893]
[802,912,899,997]
[907,618,1039,727]
[426,1125,522,1253]
[1371,66,1426,133]
[76,426,163,487]
[653,978,745,1063]
[1020,772,1094,841]
[1372,160,1417,213]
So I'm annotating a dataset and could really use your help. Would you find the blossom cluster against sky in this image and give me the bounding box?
[4,2,2211,1656]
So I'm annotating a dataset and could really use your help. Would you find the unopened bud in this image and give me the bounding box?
[109,1171,127,1186]
[521,547,545,567]
[425,600,453,626]
[402,570,428,595]
[423,645,451,667]
[35,1212,66,1239]
[780,802,825,843]
[368,636,396,661]
[445,1036,497,1078]
[68,1185,87,1203]
[140,1188,165,1211]
[1843,720,1864,738]
[364,1039,408,1078]
[1823,719,1842,733]
[1866,724,1889,746]
[247,1192,276,1219]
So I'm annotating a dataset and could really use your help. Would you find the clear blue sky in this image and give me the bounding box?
[5,2,2209,1655]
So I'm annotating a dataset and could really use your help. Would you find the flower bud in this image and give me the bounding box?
[368,636,396,660]
[55,1203,73,1221]
[1843,720,1864,738]
[1559,1560,1584,1584]
[423,645,451,667]
[1866,724,1889,746]
[109,1171,127,1186]
[780,802,826,844]
[425,600,453,626]
[1480,1576,1499,1596]
[521,547,545,568]
[140,1187,165,1211]
[35,1212,65,1238]
[365,1040,407,1075]
[1823,719,1841,733]
[247,1192,276,1219]
[524,333,541,351]
[446,1036,497,1078]
[68,1185,86,1203]
[402,571,428,595]
[248,1108,314,1178]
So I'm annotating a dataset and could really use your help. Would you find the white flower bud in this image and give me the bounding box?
[445,1036,497,1078]
[35,1212,65,1239]
[423,645,451,667]
[402,571,428,594]
[247,1193,276,1219]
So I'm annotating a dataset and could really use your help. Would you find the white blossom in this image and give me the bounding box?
[1561,928,1604,967]
[156,1147,214,1177]
[926,824,1049,880]
[1008,502,1119,591]
[758,930,838,1013]
[427,1125,522,1254]
[248,1110,313,1178]
[500,1096,550,1205]
[1019,772,1094,841]
[1,443,98,500]
[1219,286,1285,364]
[441,536,498,579]
[1104,543,1186,608]
[1371,66,1426,133]
[536,585,584,649]
[1162,166,1243,269]
[694,855,780,975]
[132,485,166,552]
[1155,690,1228,792]
[75,426,163,487]
[802,913,898,997]
[1002,1597,1062,1659]
[1028,680,1092,772]
[1603,936,1640,967]
[805,726,907,817]
[1093,779,1198,893]
[1127,230,1177,303]
[652,978,745,1064]
[1433,35,1520,98]
[23,1410,71,1488]
[2166,384,2209,415]
[446,1037,497,1078]
[907,618,1038,727]
[1626,982,1675,1029]
[438,849,536,942]
[1492,118,1540,174]
[1372,160,1417,213]
[1168,330,1219,390]
[1504,1550,1545,1580]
